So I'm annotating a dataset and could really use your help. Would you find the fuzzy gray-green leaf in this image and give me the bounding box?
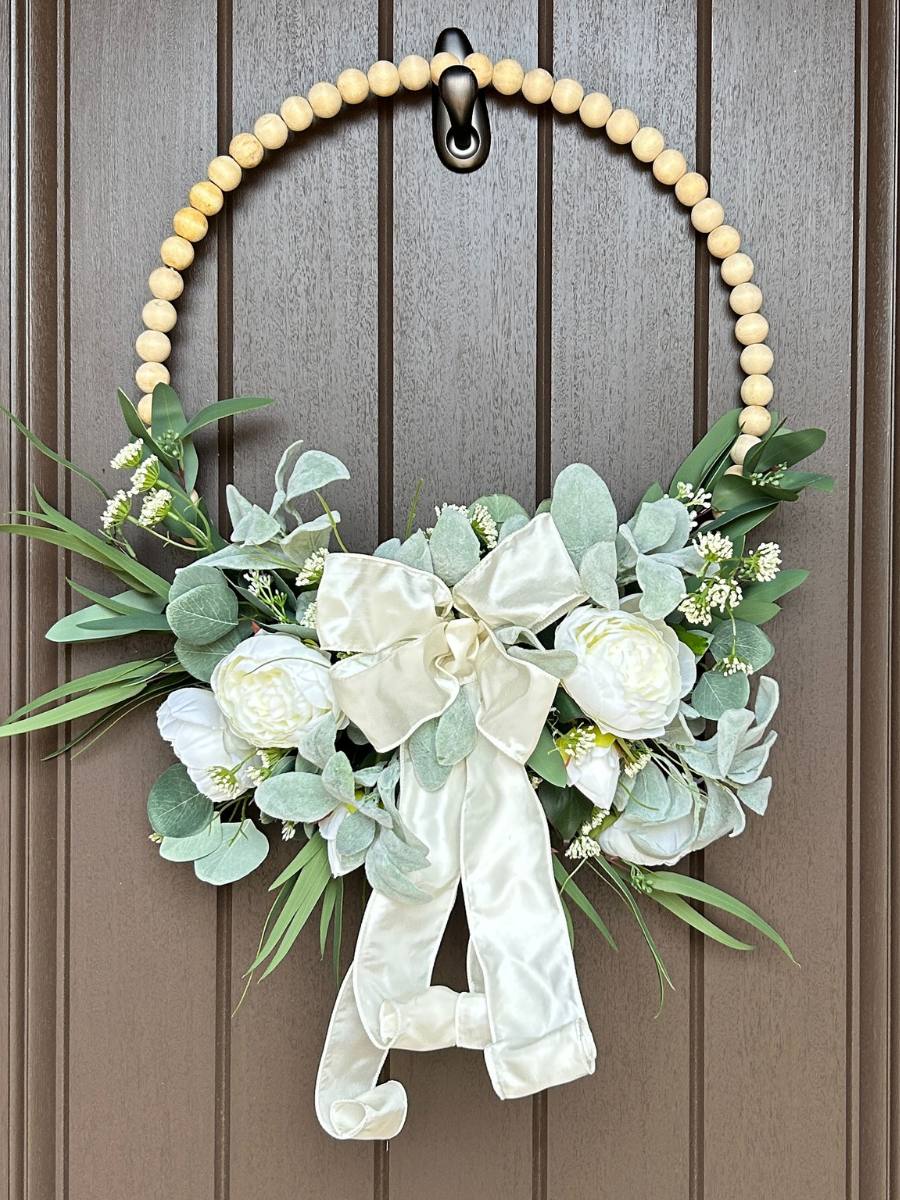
[429,508,480,586]
[408,719,452,791]
[551,464,617,567]
[434,691,477,766]
[254,772,334,822]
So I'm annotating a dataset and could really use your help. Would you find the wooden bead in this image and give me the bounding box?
[254,112,289,148]
[522,68,554,104]
[398,54,431,91]
[142,298,177,332]
[651,148,686,184]
[491,58,525,95]
[730,434,760,465]
[135,329,170,363]
[208,155,242,191]
[606,108,640,144]
[135,361,169,392]
[368,60,401,96]
[740,374,775,406]
[148,266,183,300]
[173,206,208,242]
[691,198,725,233]
[729,282,763,315]
[308,82,342,118]
[281,95,314,131]
[229,132,264,168]
[579,92,612,128]
[551,78,584,114]
[707,225,741,258]
[160,235,194,270]
[674,171,708,206]
[721,252,754,286]
[337,68,369,104]
[735,312,769,346]
[137,394,154,425]
[739,405,772,437]
[464,53,493,88]
[189,180,224,216]
[631,126,664,163]
[740,342,774,375]
[724,464,744,477]
[430,51,459,83]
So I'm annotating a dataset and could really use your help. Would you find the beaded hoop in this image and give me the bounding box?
[134,51,776,473]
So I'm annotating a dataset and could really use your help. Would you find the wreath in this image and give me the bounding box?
[0,49,833,1141]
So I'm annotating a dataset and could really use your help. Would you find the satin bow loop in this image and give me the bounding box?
[313,513,597,1140]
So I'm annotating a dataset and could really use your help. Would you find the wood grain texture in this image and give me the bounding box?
[227,3,378,1196]
[65,2,220,1197]
[387,3,539,1196]
[548,4,698,1197]
[703,2,856,1195]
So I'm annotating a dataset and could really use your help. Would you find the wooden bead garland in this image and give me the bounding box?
[135,55,777,471]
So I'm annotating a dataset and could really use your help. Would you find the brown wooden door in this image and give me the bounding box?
[2,1,897,1197]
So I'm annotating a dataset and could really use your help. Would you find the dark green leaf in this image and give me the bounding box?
[670,409,740,490]
[527,725,568,787]
[538,781,593,840]
[2,404,108,496]
[147,763,213,838]
[180,396,274,437]
[553,859,617,949]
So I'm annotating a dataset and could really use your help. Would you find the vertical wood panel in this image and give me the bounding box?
[703,1,855,1195]
[227,4,378,1196]
[548,4,698,1197]
[388,4,539,1197]
[66,2,220,1197]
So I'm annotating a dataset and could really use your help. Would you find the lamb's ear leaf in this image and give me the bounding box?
[550,464,617,567]
[429,508,480,586]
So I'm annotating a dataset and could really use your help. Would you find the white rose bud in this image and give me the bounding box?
[211,631,341,748]
[555,605,696,739]
[564,739,620,811]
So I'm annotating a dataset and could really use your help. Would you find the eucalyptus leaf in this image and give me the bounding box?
[254,772,334,822]
[175,628,244,683]
[470,494,528,525]
[194,820,269,885]
[551,464,618,567]
[147,764,213,838]
[429,507,480,586]
[691,670,751,720]
[169,563,226,603]
[709,619,774,671]
[160,817,223,862]
[434,691,477,766]
[167,583,239,646]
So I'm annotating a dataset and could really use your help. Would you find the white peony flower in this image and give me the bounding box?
[555,604,696,739]
[597,807,699,867]
[564,739,620,811]
[156,687,256,802]
[211,631,341,749]
[318,803,357,877]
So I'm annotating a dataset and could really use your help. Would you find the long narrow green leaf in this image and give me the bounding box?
[80,612,171,634]
[332,876,344,983]
[319,877,338,958]
[4,657,160,723]
[252,840,329,968]
[648,871,796,962]
[553,858,618,950]
[2,404,109,496]
[589,856,672,1013]
[66,578,166,617]
[55,678,183,760]
[180,396,273,437]
[234,880,294,1017]
[650,891,754,952]
[259,852,332,979]
[267,832,326,890]
[560,892,574,948]
[670,409,740,490]
[116,389,176,468]
[0,679,148,738]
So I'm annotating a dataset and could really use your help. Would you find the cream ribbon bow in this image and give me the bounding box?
[313,513,597,1140]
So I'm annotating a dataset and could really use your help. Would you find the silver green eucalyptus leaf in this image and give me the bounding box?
[297,715,338,769]
[166,582,239,646]
[579,540,619,609]
[408,719,452,791]
[635,554,686,620]
[284,449,350,500]
[321,751,355,804]
[736,776,772,815]
[470,494,528,525]
[691,670,751,720]
[170,563,226,603]
[160,816,223,862]
[193,821,269,885]
[429,507,481,586]
[498,513,530,541]
[335,809,377,856]
[551,464,618,568]
[709,619,774,672]
[175,627,244,683]
[434,690,477,766]
[254,772,334,822]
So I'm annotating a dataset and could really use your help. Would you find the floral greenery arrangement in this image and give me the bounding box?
[0,386,832,1008]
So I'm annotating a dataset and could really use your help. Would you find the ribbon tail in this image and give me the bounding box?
[461,738,597,1099]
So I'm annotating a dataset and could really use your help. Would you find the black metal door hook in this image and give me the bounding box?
[431,28,491,173]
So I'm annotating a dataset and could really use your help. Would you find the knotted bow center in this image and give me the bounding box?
[439,616,485,682]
